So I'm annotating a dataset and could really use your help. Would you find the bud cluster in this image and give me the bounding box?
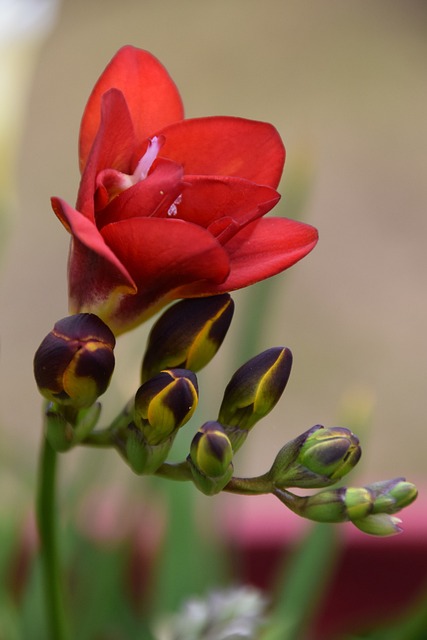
[274,478,418,536]
[33,296,417,536]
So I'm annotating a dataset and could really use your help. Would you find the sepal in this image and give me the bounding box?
[123,423,174,475]
[44,401,102,451]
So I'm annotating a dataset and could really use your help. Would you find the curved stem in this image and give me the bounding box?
[224,472,272,495]
[36,433,70,640]
[155,462,274,495]
[155,460,193,481]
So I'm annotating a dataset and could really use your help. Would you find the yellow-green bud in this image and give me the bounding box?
[269,425,361,488]
[34,314,115,409]
[142,295,234,381]
[276,477,417,536]
[188,422,234,495]
[218,347,292,452]
[367,478,418,515]
[352,514,403,536]
[134,369,198,446]
[289,487,349,523]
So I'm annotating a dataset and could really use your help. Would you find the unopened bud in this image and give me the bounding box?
[367,478,418,515]
[352,514,403,536]
[34,314,115,409]
[142,295,234,381]
[134,369,198,445]
[218,347,292,452]
[276,477,417,536]
[269,425,361,488]
[188,422,234,495]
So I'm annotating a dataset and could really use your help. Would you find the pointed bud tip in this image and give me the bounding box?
[218,347,293,438]
[142,294,234,380]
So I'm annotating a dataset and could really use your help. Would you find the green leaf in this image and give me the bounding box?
[262,523,340,640]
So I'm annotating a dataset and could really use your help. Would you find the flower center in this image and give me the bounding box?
[96,136,164,206]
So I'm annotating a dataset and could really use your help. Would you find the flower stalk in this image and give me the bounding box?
[36,430,70,640]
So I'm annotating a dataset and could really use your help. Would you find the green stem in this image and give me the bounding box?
[155,461,193,481]
[272,486,304,515]
[36,433,70,640]
[155,462,274,495]
[224,473,272,495]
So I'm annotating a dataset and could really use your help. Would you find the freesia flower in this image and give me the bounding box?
[52,45,318,334]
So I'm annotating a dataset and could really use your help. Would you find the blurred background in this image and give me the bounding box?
[0,0,426,636]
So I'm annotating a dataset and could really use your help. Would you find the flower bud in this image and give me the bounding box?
[188,422,234,495]
[134,369,198,445]
[34,314,115,409]
[142,295,234,381]
[352,514,403,536]
[367,478,418,515]
[218,347,292,452]
[275,477,417,536]
[269,425,361,488]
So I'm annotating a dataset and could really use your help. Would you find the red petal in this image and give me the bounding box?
[79,46,184,172]
[100,217,230,295]
[77,89,136,219]
[96,159,185,228]
[175,217,318,296]
[158,116,285,188]
[179,175,280,234]
[51,197,136,313]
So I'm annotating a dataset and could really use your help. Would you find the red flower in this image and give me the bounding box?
[52,46,318,334]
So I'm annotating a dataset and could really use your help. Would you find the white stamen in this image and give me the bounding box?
[133,136,162,182]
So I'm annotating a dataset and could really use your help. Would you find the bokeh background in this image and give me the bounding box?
[0,0,426,631]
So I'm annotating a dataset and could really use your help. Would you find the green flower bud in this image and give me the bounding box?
[352,514,403,536]
[343,487,373,520]
[275,477,417,536]
[367,478,418,515]
[188,422,234,495]
[34,314,115,409]
[283,487,350,523]
[134,369,198,445]
[142,295,234,381]
[269,425,361,488]
[218,347,292,452]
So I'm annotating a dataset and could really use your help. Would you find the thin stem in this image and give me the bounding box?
[155,462,274,495]
[155,461,193,481]
[272,486,304,515]
[224,473,272,495]
[36,433,70,640]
